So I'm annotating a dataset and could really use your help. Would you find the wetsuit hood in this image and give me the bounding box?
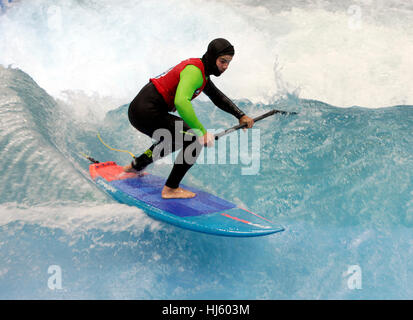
[201,38,234,77]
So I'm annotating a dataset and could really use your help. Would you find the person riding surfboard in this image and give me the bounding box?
[123,38,254,199]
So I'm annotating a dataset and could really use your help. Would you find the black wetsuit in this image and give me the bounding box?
[129,38,244,189]
[128,79,245,189]
[128,81,202,189]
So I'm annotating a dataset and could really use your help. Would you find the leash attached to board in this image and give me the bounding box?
[80,133,137,164]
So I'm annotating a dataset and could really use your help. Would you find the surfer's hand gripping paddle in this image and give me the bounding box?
[214,109,297,140]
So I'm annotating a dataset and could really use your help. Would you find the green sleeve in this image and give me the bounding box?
[174,65,207,137]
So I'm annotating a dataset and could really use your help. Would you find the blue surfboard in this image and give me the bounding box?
[89,161,284,237]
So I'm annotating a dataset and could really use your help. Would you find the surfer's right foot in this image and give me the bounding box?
[123,163,138,173]
[161,186,196,199]
[122,163,145,176]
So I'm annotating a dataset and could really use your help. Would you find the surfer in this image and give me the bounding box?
[124,38,254,199]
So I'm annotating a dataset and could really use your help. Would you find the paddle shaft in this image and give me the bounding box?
[214,109,297,140]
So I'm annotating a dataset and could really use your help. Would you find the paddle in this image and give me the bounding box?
[214,109,298,140]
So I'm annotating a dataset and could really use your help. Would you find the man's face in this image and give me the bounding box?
[215,55,233,74]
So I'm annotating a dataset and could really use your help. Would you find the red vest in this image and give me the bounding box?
[150,58,207,111]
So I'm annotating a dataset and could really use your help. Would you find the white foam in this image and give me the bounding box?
[1,0,412,108]
[0,202,163,235]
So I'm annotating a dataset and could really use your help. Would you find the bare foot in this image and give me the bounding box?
[123,163,136,172]
[122,164,144,176]
[161,186,196,199]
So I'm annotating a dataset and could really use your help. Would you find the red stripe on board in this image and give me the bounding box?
[221,213,251,225]
[238,207,273,223]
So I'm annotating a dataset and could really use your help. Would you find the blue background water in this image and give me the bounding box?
[1,0,413,300]
[0,65,412,299]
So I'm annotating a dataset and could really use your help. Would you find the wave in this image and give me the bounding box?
[0,48,412,300]
[0,65,106,204]
[1,0,413,107]
[1,65,412,224]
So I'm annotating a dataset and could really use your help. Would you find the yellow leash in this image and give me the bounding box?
[97,133,136,159]
[79,151,100,163]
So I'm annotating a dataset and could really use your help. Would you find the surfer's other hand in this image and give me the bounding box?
[198,131,215,147]
[239,115,254,131]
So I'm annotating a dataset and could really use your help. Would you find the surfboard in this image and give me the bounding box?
[89,161,284,237]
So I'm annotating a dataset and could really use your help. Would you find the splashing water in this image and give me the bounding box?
[0,0,412,299]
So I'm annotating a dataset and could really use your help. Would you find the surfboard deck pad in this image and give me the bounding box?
[90,161,284,237]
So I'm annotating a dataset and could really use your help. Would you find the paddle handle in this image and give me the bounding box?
[214,109,297,140]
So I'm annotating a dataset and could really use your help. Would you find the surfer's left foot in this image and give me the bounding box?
[161,186,196,199]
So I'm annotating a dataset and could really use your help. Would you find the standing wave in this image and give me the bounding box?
[1,65,413,299]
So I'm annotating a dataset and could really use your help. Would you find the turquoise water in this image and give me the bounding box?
[0,65,412,299]
[1,0,413,300]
